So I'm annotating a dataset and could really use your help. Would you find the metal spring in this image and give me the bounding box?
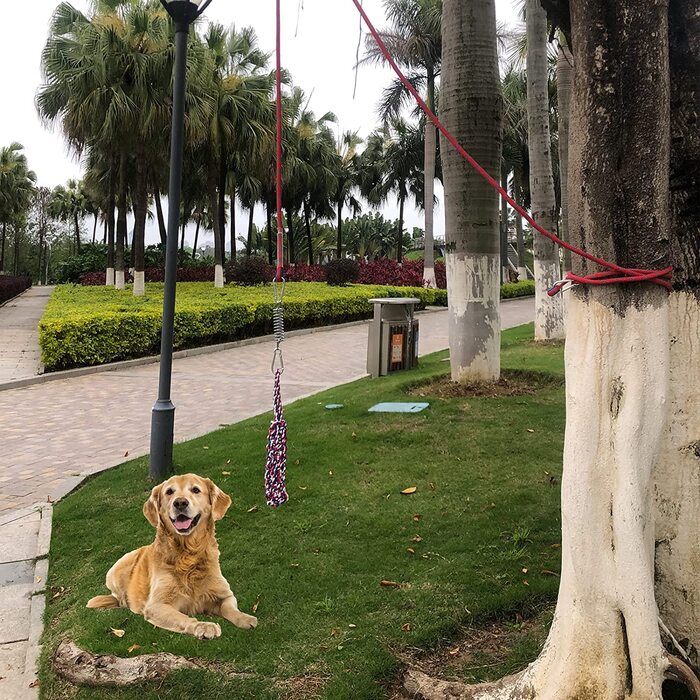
[273,304,285,344]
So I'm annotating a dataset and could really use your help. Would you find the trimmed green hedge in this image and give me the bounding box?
[39,280,534,371]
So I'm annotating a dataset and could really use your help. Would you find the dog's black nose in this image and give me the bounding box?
[173,498,189,511]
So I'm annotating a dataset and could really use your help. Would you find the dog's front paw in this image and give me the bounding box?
[236,613,257,630]
[192,621,221,640]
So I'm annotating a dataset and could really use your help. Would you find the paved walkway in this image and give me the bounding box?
[0,298,533,697]
[0,287,53,384]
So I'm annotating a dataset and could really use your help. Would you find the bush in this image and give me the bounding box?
[226,256,274,286]
[324,259,360,286]
[39,282,438,371]
[0,275,31,304]
[79,267,214,285]
[501,280,536,299]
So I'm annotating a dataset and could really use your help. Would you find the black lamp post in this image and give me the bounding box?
[150,0,213,481]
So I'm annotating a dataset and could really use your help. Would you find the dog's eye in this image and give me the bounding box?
[191,486,201,494]
[165,488,174,496]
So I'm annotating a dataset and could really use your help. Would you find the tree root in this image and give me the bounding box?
[53,639,198,687]
[665,655,700,698]
[403,668,530,700]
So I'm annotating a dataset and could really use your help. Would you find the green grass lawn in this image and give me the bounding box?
[40,324,564,699]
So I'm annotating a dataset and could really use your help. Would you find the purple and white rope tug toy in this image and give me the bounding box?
[265,279,288,508]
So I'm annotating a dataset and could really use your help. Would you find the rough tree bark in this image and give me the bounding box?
[132,146,148,296]
[440,0,502,382]
[154,189,167,246]
[115,152,127,290]
[404,0,700,697]
[527,0,565,340]
[556,41,573,272]
[106,170,115,286]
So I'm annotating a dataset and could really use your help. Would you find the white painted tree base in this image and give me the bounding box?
[105,268,115,286]
[423,266,437,289]
[445,252,500,382]
[518,266,529,281]
[132,271,145,297]
[214,264,225,288]
[405,287,694,699]
[115,270,125,290]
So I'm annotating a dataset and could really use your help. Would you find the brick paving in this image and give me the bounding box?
[0,287,53,384]
[0,299,533,515]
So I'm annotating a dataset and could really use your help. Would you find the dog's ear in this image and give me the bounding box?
[205,479,232,521]
[143,484,163,528]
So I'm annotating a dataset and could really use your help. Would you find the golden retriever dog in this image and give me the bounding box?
[87,474,257,640]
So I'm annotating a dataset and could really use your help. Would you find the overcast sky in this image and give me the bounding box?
[0,0,520,249]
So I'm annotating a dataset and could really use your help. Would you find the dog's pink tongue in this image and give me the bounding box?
[174,518,192,531]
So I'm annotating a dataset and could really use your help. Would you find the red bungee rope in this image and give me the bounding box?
[349,0,673,295]
[275,0,284,283]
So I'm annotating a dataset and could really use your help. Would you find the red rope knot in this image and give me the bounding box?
[548,266,673,296]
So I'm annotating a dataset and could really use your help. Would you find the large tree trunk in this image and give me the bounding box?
[396,194,405,263]
[154,189,167,246]
[192,216,201,260]
[13,226,20,274]
[527,0,564,340]
[247,206,255,256]
[654,0,700,668]
[423,70,437,287]
[440,0,502,383]
[218,151,227,265]
[500,167,510,283]
[556,42,573,272]
[132,146,148,296]
[106,171,116,286]
[115,152,127,290]
[91,213,98,244]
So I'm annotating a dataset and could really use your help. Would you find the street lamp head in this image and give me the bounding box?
[160,0,208,26]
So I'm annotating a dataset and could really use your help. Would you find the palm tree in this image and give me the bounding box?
[0,143,36,273]
[526,0,564,339]
[556,38,573,272]
[362,0,442,285]
[47,179,87,255]
[440,0,502,382]
[332,131,363,258]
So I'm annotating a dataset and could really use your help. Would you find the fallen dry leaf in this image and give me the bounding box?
[413,514,422,522]
[348,623,357,629]
[290,563,299,568]
[429,482,436,490]
[127,644,140,653]
[351,432,357,438]
[222,471,231,476]
[298,486,307,491]
[526,429,535,434]
[252,596,261,614]
[329,471,333,476]
[412,535,423,543]
[522,568,528,574]
[330,628,338,637]
[294,459,300,465]
[407,548,415,555]
[401,486,417,495]
[402,623,411,632]
[550,543,561,549]
[541,569,560,577]
[51,586,66,600]
[522,580,530,587]
[448,647,460,656]
[29,680,40,688]
[123,451,129,458]
[110,628,125,638]
[203,446,209,450]
[380,580,402,588]
[247,505,258,513]
[226,459,231,464]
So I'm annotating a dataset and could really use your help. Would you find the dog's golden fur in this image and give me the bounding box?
[87,474,257,640]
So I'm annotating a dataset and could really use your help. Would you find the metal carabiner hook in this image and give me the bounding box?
[272,276,286,304]
[271,346,285,374]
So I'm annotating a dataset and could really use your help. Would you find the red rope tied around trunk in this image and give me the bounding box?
[349,0,673,295]
[275,0,284,283]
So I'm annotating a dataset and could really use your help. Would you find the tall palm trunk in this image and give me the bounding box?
[266,200,274,264]
[527,0,564,339]
[513,171,528,279]
[192,216,201,260]
[336,198,343,259]
[208,167,224,287]
[106,171,116,286]
[440,0,502,382]
[154,189,167,246]
[91,213,98,244]
[132,146,148,296]
[246,206,255,256]
[115,152,128,290]
[423,70,437,287]
[556,41,573,272]
[218,151,227,265]
[13,226,20,274]
[500,166,510,282]
[396,194,405,263]
[102,219,107,245]
[304,198,313,265]
[179,221,186,261]
[229,189,237,262]
[1,220,6,272]
[73,212,81,254]
[286,208,296,264]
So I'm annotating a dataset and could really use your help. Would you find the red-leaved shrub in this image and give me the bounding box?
[0,275,31,304]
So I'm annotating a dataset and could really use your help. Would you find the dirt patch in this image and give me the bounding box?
[407,370,563,399]
[385,605,554,699]
[277,674,327,699]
